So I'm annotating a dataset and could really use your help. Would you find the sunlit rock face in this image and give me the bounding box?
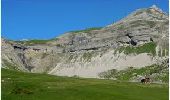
[2,5,168,78]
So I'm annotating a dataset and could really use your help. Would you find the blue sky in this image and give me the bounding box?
[2,0,169,40]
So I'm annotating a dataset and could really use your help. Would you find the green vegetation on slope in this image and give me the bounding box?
[130,20,157,28]
[2,60,20,70]
[81,52,93,62]
[24,39,51,45]
[98,64,168,82]
[115,42,156,55]
[70,27,102,33]
[2,68,168,100]
[15,38,58,45]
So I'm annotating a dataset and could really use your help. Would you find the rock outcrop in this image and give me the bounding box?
[1,5,169,79]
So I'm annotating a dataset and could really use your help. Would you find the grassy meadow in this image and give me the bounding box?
[1,68,168,100]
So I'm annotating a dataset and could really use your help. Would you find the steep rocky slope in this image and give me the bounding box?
[2,5,169,81]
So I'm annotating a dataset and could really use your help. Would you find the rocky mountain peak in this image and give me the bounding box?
[149,5,163,12]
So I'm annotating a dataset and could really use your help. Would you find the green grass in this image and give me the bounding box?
[70,27,102,33]
[116,65,168,82]
[2,68,168,100]
[98,65,168,82]
[117,25,125,30]
[15,38,58,45]
[23,39,51,45]
[115,42,156,55]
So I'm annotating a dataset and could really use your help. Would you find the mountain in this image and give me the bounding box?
[2,5,169,82]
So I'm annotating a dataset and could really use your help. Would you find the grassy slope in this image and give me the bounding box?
[14,38,58,45]
[98,65,169,82]
[2,69,168,100]
[115,42,157,56]
[70,27,102,33]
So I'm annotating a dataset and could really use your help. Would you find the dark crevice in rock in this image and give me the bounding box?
[33,48,41,51]
[125,33,137,46]
[13,45,28,51]
[130,40,137,46]
[25,66,34,72]
[82,47,99,51]
[68,47,99,52]
[17,53,34,72]
[125,33,133,38]
[150,38,153,42]
[69,50,75,52]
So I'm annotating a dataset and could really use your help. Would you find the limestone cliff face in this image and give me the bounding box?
[2,38,27,71]
[2,5,169,78]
